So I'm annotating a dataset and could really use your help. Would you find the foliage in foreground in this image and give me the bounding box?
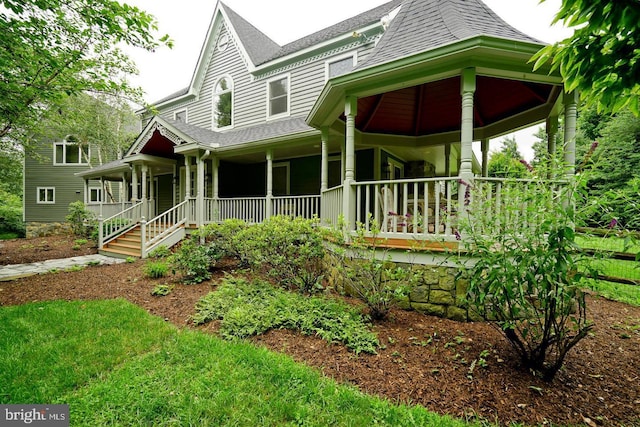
[65,201,96,239]
[2,300,465,426]
[169,236,223,284]
[457,170,593,381]
[193,276,379,354]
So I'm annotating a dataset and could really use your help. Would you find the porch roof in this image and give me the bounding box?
[75,158,129,181]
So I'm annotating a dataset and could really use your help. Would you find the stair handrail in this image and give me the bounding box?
[141,200,189,257]
[98,200,145,248]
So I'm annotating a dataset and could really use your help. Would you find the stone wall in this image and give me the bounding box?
[26,222,72,238]
[325,253,477,322]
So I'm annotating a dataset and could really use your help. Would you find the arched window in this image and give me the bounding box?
[213,77,233,129]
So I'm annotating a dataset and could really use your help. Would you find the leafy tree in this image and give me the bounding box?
[0,0,171,149]
[487,136,528,178]
[533,0,640,115]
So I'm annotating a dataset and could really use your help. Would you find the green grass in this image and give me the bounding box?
[0,299,472,426]
[586,279,640,307]
[0,231,20,240]
[576,234,640,254]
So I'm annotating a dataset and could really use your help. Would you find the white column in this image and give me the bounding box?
[320,127,329,192]
[172,164,177,206]
[196,152,205,227]
[99,177,104,217]
[148,168,154,217]
[131,165,139,202]
[481,138,489,177]
[212,156,219,222]
[459,67,476,182]
[563,91,578,177]
[184,156,191,199]
[121,173,127,210]
[343,96,357,232]
[546,115,559,158]
[266,150,273,218]
[444,144,451,177]
[83,179,89,204]
[141,164,148,218]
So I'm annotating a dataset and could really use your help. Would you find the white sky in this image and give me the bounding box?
[124,0,573,160]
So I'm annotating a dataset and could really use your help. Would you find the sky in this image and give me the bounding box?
[123,0,573,160]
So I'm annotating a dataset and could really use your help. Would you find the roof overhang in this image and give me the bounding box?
[307,35,563,135]
[126,116,208,158]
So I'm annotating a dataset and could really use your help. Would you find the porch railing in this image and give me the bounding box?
[272,195,320,219]
[352,177,461,239]
[87,202,133,219]
[142,200,188,256]
[320,185,343,228]
[99,200,145,248]
[217,197,267,224]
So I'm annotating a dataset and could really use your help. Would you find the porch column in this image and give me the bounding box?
[131,164,139,202]
[83,179,89,204]
[99,177,105,217]
[172,164,177,206]
[196,152,205,227]
[546,115,559,157]
[141,164,148,218]
[121,173,127,210]
[563,91,578,177]
[343,96,357,232]
[459,67,476,182]
[481,138,489,177]
[184,156,191,199]
[320,127,329,192]
[148,168,155,218]
[212,156,219,222]
[266,150,273,219]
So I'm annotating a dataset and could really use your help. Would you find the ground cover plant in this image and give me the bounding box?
[0,299,468,427]
[193,276,379,354]
[1,235,639,425]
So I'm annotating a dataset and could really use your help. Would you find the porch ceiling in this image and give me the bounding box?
[140,130,181,159]
[348,75,558,138]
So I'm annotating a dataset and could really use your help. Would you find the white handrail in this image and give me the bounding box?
[99,201,145,248]
[141,200,189,257]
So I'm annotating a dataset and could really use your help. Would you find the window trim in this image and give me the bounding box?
[212,75,234,130]
[325,52,358,81]
[53,137,89,166]
[174,109,188,123]
[89,187,102,203]
[37,187,55,204]
[266,74,291,120]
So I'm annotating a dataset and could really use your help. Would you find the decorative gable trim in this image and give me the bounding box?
[126,118,195,157]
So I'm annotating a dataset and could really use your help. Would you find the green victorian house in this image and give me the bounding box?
[48,0,574,257]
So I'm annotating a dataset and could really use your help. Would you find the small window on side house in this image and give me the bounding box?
[213,77,233,128]
[267,75,290,118]
[54,136,89,165]
[326,54,356,80]
[174,110,187,123]
[89,188,102,203]
[37,187,55,204]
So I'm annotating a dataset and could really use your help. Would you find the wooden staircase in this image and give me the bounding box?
[100,226,143,258]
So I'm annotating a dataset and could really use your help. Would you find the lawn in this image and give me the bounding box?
[0,299,471,426]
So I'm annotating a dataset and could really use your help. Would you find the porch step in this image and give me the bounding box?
[103,226,142,258]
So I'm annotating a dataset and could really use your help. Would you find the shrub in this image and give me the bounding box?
[0,189,24,237]
[332,217,412,321]
[148,245,171,259]
[197,219,247,259]
[66,201,96,238]
[232,216,326,293]
[193,276,379,354]
[456,165,593,381]
[170,237,222,284]
[151,284,173,296]
[144,260,169,279]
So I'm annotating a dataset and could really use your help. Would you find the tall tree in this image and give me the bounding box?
[0,0,171,150]
[533,0,640,115]
[487,136,528,178]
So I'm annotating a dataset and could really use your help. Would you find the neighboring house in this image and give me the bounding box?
[35,0,573,256]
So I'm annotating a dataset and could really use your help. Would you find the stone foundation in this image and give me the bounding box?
[26,222,72,238]
[325,252,476,322]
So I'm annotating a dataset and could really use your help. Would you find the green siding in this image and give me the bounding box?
[24,141,91,222]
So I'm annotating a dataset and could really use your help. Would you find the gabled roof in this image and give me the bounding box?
[357,0,542,70]
[258,0,403,65]
[220,2,281,65]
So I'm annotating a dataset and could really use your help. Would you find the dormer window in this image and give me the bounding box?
[326,53,357,80]
[54,135,89,165]
[174,109,187,123]
[213,76,233,129]
[267,74,290,119]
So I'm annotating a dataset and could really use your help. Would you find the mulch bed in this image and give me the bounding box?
[0,235,639,426]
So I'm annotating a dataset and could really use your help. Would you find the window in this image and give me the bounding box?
[89,187,102,203]
[273,162,290,196]
[217,33,229,52]
[326,54,356,80]
[213,77,233,128]
[37,187,55,204]
[174,109,187,123]
[267,75,290,118]
[54,136,89,165]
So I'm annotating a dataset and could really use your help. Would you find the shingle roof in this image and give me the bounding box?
[164,116,315,148]
[220,2,281,65]
[356,0,543,70]
[151,87,190,107]
[258,0,403,64]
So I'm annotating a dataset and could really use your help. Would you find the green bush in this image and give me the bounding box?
[232,216,326,293]
[0,189,24,237]
[66,201,96,238]
[147,245,171,259]
[197,218,247,259]
[170,237,223,284]
[193,276,378,354]
[144,260,169,279]
[456,167,593,381]
[151,284,173,296]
